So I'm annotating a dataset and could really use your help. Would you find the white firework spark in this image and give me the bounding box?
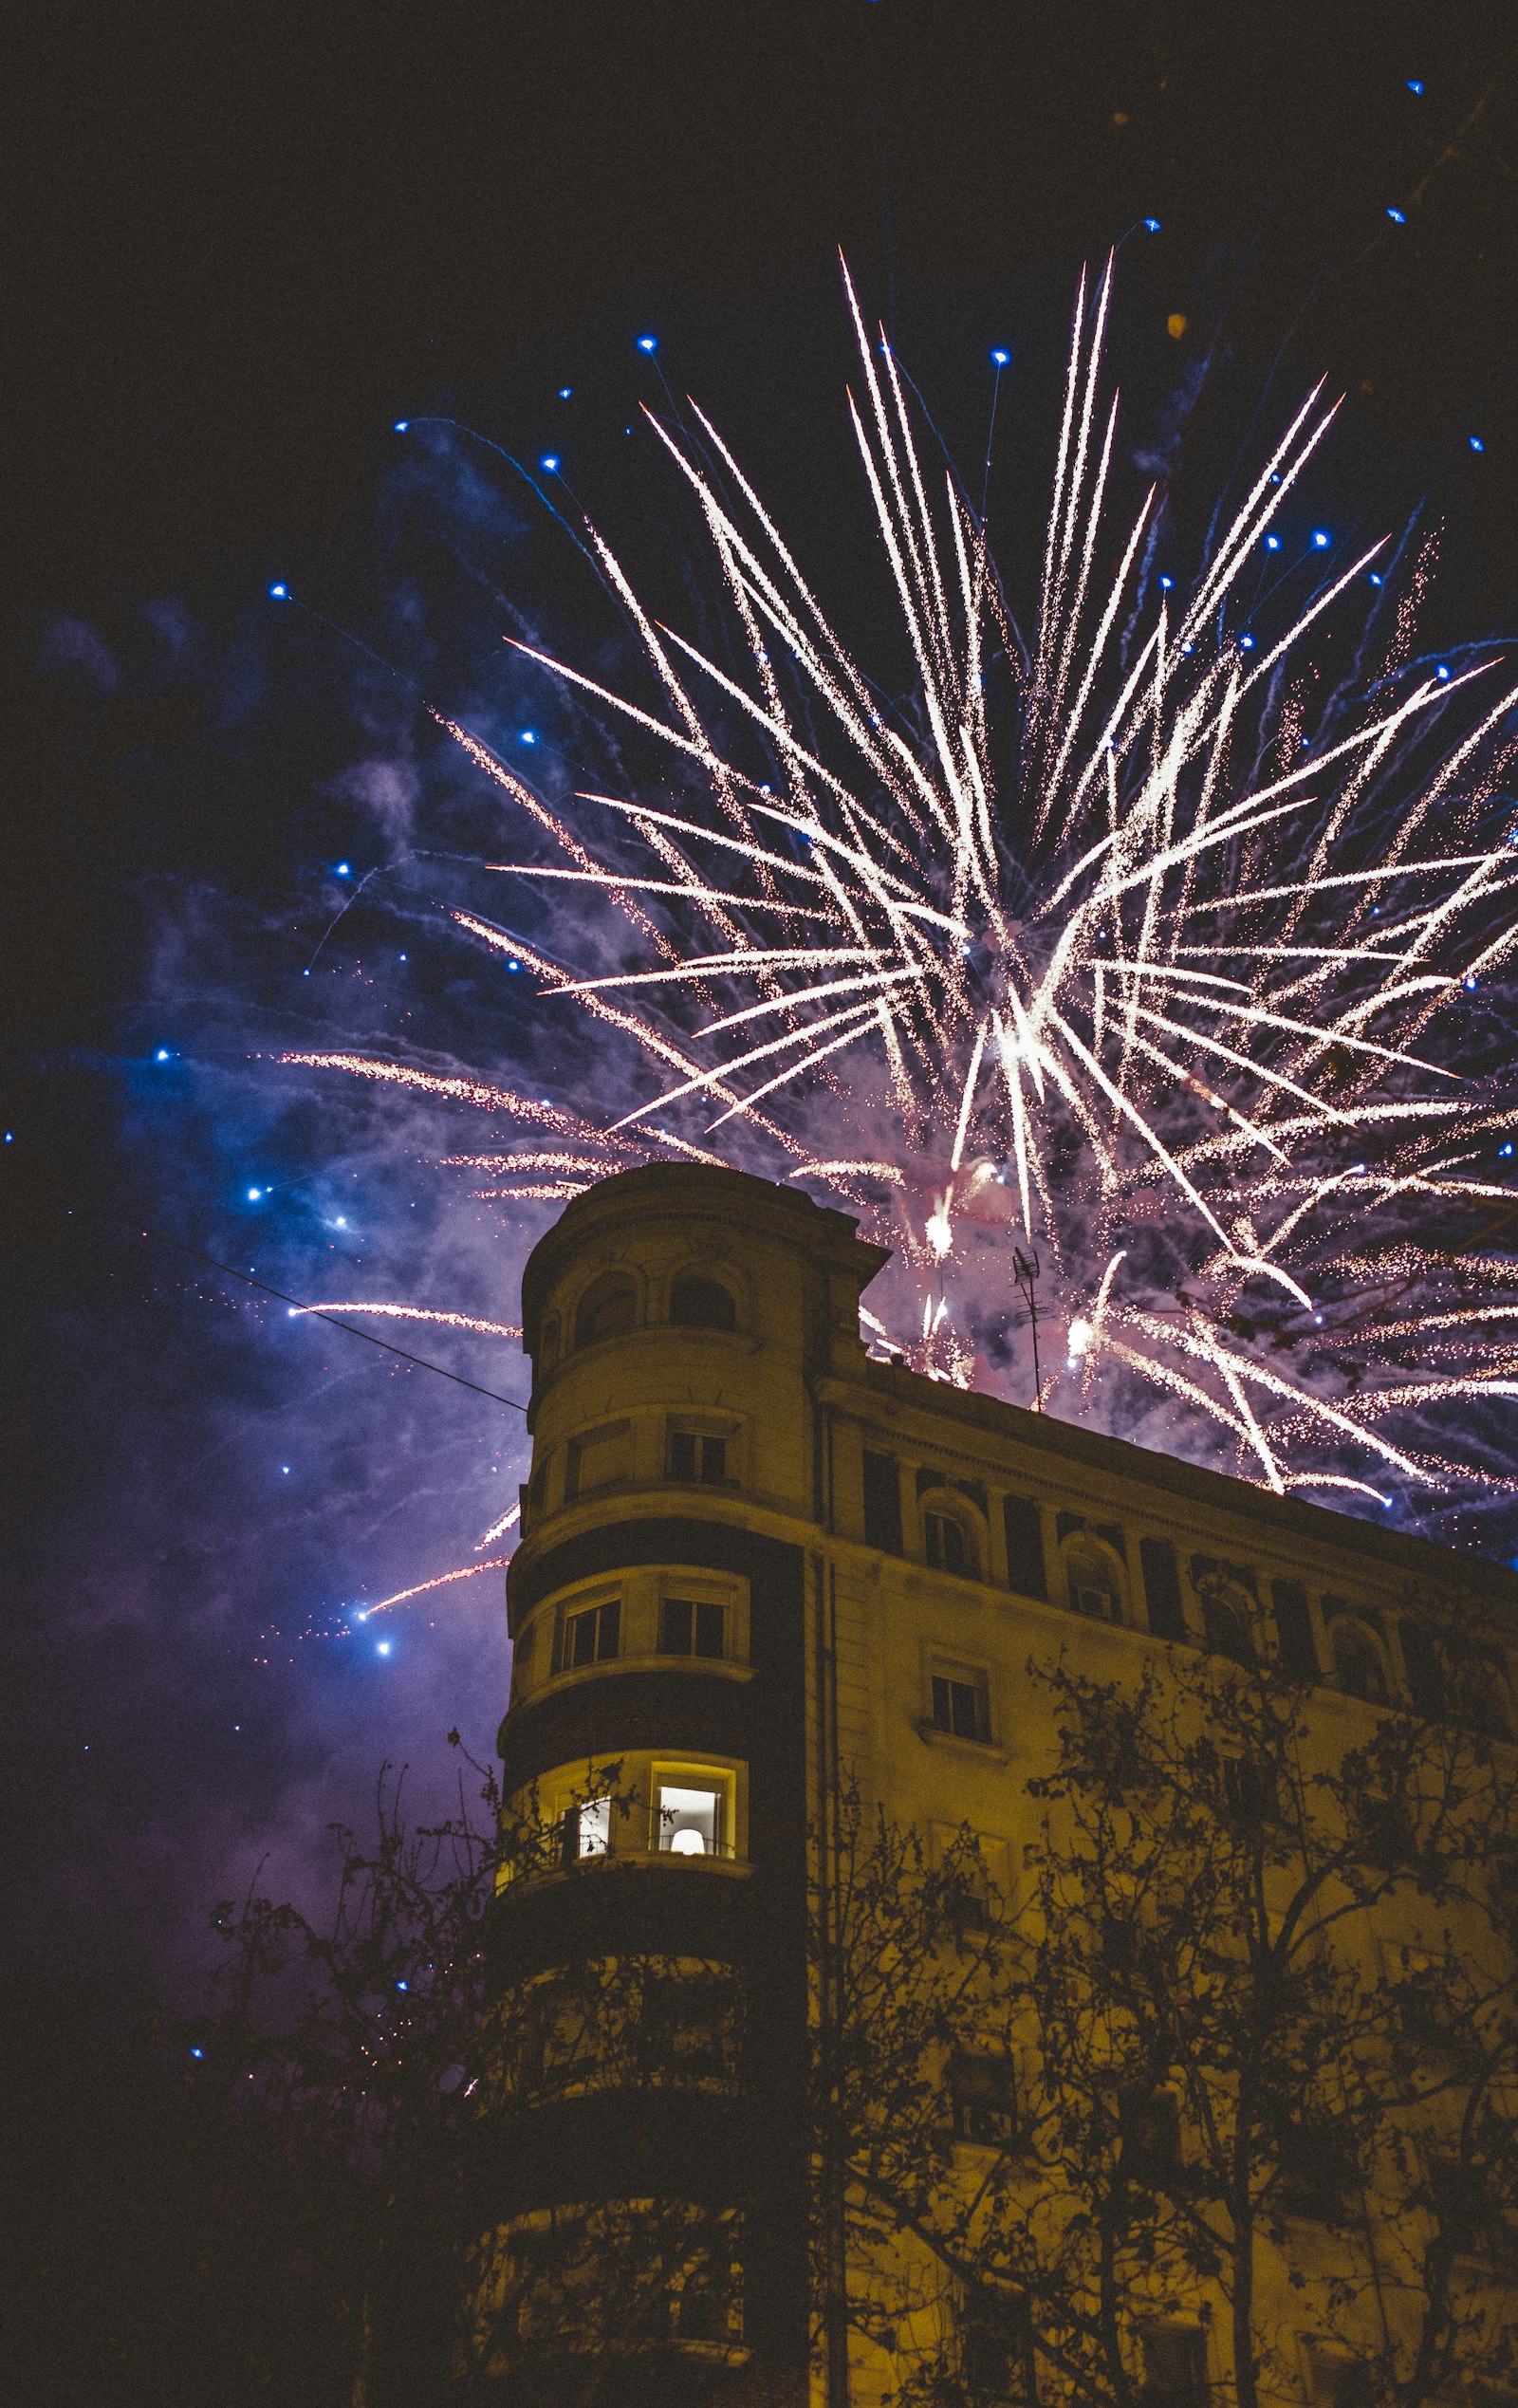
[289,256,1518,1530]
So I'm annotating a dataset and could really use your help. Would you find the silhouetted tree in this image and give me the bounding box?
[817,1630,1518,2408]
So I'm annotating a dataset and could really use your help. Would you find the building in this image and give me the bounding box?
[476,1162,1518,2407]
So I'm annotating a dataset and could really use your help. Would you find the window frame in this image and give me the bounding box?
[924,1652,997,1749]
[921,1491,981,1578]
[551,1591,622,1677]
[1323,1606,1392,1705]
[665,1415,740,1489]
[1061,1531,1129,1627]
[649,1759,739,1861]
[658,1594,728,1661]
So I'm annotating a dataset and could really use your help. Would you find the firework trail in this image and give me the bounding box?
[289,254,1518,1537]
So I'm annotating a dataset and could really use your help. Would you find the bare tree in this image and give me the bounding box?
[816,1632,1518,2408]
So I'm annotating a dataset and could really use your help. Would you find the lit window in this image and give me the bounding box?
[560,1798,611,1864]
[932,1666,991,1743]
[660,1597,725,1658]
[925,1509,973,1574]
[669,1428,729,1485]
[653,1772,731,1857]
[554,1596,620,1674]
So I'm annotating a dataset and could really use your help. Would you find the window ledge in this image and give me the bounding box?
[915,1719,1011,1766]
[502,1850,752,1897]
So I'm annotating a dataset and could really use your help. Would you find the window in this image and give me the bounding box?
[1274,2118,1361,2223]
[950,2053,1019,2145]
[926,1508,975,1575]
[962,2291,1035,2404]
[659,1597,725,1659]
[669,1272,735,1330]
[1271,1578,1319,1679]
[932,1665,991,1743]
[1120,2090,1181,2186]
[509,1621,536,1699]
[553,1596,620,1674]
[1141,2328,1208,2408]
[668,1427,730,1485]
[1220,1752,1278,1825]
[653,1773,731,1857]
[565,1419,632,1499]
[1325,1612,1388,1703]
[574,1275,637,1350]
[1140,1536,1188,1641]
[1200,1585,1255,1664]
[1306,2353,1376,2408]
[1004,1494,1046,1600]
[1192,1557,1258,1663]
[560,1797,611,1864]
[638,1968,744,2086]
[862,1448,903,1552]
[1065,1537,1123,1624]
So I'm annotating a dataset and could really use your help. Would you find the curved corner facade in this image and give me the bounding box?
[476,1161,1518,2407]
[479,1164,888,2405]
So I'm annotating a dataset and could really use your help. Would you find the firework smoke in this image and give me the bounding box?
[290,255,1518,1535]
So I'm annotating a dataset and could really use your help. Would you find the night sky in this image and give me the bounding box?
[9,0,1518,2006]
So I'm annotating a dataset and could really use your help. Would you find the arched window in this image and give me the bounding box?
[669,1272,736,1331]
[575,1275,637,1350]
[924,1500,978,1577]
[1194,1569,1255,1665]
[1064,1537,1125,1624]
[1327,1619,1389,1705]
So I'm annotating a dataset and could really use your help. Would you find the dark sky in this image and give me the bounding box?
[9,0,1518,1998]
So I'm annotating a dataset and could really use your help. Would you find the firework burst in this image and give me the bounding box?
[290,256,1518,1534]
